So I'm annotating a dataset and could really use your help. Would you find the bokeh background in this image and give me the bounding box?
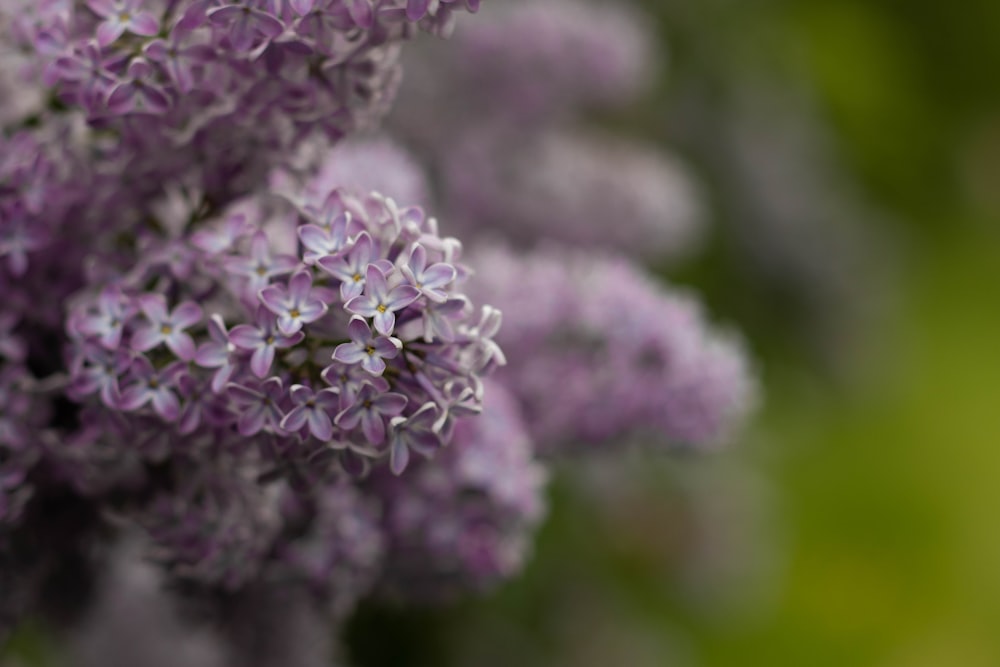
[343,0,1000,665]
[6,0,1000,665]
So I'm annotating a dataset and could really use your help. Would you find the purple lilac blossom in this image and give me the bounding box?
[469,246,758,453]
[370,380,547,601]
[65,178,504,478]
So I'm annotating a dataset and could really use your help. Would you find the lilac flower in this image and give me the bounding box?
[74,286,135,351]
[331,317,401,376]
[224,231,298,299]
[131,296,203,361]
[0,206,48,277]
[279,385,340,441]
[335,383,407,446]
[321,362,390,411]
[297,211,350,265]
[387,401,441,475]
[86,0,160,47]
[207,2,285,52]
[421,296,467,343]
[259,270,328,336]
[69,344,133,408]
[230,308,304,378]
[345,265,419,335]
[119,358,187,421]
[317,232,392,301]
[194,314,240,393]
[401,244,456,303]
[144,31,215,94]
[226,378,286,436]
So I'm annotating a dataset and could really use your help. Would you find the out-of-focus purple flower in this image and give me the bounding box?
[280,384,339,441]
[119,357,187,421]
[86,0,160,47]
[227,377,286,437]
[259,270,328,336]
[74,287,135,351]
[207,2,284,53]
[335,383,407,446]
[106,58,171,116]
[331,316,401,376]
[345,264,419,335]
[225,231,298,299]
[387,401,440,475]
[230,307,305,378]
[132,296,203,361]
[194,314,240,393]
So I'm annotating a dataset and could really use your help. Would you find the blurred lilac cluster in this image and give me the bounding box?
[0,0,757,664]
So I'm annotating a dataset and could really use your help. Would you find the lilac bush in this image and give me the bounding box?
[0,0,760,662]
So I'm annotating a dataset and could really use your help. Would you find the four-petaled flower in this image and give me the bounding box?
[207,2,285,52]
[230,307,304,378]
[298,210,350,265]
[106,58,171,115]
[335,383,408,445]
[194,314,240,393]
[259,270,329,336]
[224,230,298,299]
[74,286,134,350]
[387,401,441,475]
[86,0,160,47]
[69,344,133,408]
[317,232,391,301]
[401,243,456,303]
[331,317,401,376]
[345,265,419,335]
[131,295,203,361]
[119,357,187,421]
[226,377,286,436]
[280,384,340,441]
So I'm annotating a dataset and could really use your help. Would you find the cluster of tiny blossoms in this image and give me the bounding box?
[4,0,479,202]
[66,183,501,480]
[388,0,703,261]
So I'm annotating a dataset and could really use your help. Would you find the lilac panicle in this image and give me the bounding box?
[370,380,547,602]
[469,246,758,454]
[64,176,504,478]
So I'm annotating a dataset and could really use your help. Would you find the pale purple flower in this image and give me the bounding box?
[69,344,132,408]
[224,231,298,298]
[421,296,467,343]
[279,385,340,441]
[144,32,215,94]
[131,296,203,361]
[119,358,186,421]
[387,401,441,475]
[321,362,390,411]
[316,232,391,301]
[331,317,401,376]
[191,213,253,255]
[193,314,240,393]
[230,308,304,378]
[335,384,407,445]
[401,244,456,303]
[0,206,48,277]
[75,286,135,351]
[107,58,170,115]
[345,265,419,335]
[208,2,285,52]
[432,380,482,441]
[297,211,350,265]
[86,0,160,47]
[259,270,329,336]
[226,377,286,436]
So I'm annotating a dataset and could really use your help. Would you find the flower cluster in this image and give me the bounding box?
[66,183,500,484]
[387,0,702,260]
[371,380,546,600]
[469,246,757,453]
